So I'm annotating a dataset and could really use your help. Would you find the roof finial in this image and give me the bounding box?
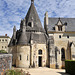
[58,17,60,20]
[31,0,34,4]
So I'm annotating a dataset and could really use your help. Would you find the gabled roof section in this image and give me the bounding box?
[25,0,44,32]
[48,18,75,32]
[17,32,27,45]
[56,18,63,26]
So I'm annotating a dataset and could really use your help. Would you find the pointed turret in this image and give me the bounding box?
[18,19,27,45]
[25,0,44,32]
[13,26,16,39]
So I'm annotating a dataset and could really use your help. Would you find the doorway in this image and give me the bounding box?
[61,48,65,68]
[38,56,42,67]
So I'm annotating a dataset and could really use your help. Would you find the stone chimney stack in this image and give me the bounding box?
[44,12,48,32]
[5,34,7,36]
[22,18,26,32]
[13,26,16,39]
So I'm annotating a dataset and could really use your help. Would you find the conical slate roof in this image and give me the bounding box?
[18,23,27,45]
[18,32,27,45]
[8,0,46,47]
[25,1,44,32]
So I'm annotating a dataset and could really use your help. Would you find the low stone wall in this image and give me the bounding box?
[0,54,12,74]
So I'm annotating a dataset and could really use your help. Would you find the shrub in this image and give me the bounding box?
[3,69,30,75]
[65,60,75,75]
[0,50,7,54]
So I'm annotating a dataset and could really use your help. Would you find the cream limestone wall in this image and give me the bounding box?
[55,26,58,31]
[8,46,17,66]
[49,32,75,68]
[16,45,30,68]
[31,44,47,67]
[71,44,75,60]
[0,38,10,52]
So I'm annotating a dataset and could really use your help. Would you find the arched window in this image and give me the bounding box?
[38,50,42,54]
[61,48,65,61]
[28,22,31,27]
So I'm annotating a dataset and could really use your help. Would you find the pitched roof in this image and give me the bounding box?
[0,36,10,38]
[17,32,27,45]
[48,18,75,32]
[25,2,44,32]
[8,1,47,47]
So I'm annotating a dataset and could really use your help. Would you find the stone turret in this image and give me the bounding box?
[25,0,44,32]
[18,19,27,45]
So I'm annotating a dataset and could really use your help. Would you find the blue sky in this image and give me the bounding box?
[0,0,75,37]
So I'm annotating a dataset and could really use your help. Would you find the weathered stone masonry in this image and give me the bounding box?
[0,54,12,74]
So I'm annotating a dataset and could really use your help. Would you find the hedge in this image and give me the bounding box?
[65,60,75,75]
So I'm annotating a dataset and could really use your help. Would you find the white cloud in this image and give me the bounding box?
[0,0,75,37]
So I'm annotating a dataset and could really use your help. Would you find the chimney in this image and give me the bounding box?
[5,34,7,36]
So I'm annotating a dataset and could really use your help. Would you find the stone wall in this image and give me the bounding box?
[0,54,12,74]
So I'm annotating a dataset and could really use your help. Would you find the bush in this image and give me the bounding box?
[3,69,30,75]
[0,50,7,54]
[65,60,75,75]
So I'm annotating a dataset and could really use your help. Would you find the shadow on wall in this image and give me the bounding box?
[55,46,60,69]
[57,72,70,75]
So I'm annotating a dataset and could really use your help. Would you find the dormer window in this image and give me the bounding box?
[55,18,65,32]
[58,26,62,31]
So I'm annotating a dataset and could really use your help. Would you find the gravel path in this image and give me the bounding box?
[19,67,70,75]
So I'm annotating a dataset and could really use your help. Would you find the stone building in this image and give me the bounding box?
[8,0,48,68]
[44,12,75,68]
[8,0,75,69]
[0,34,10,52]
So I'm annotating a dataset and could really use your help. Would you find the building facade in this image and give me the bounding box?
[44,12,75,68]
[8,0,75,69]
[0,34,10,52]
[8,0,49,68]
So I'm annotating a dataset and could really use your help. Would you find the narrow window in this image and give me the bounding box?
[59,35,61,38]
[61,48,65,61]
[5,39,7,41]
[28,22,31,27]
[5,46,6,48]
[2,46,3,48]
[38,50,42,54]
[27,55,28,61]
[58,26,62,31]
[67,35,69,38]
[20,55,21,60]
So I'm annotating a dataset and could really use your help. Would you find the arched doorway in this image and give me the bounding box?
[38,50,42,67]
[61,48,65,68]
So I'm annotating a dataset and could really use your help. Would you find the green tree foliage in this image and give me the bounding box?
[0,50,7,54]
